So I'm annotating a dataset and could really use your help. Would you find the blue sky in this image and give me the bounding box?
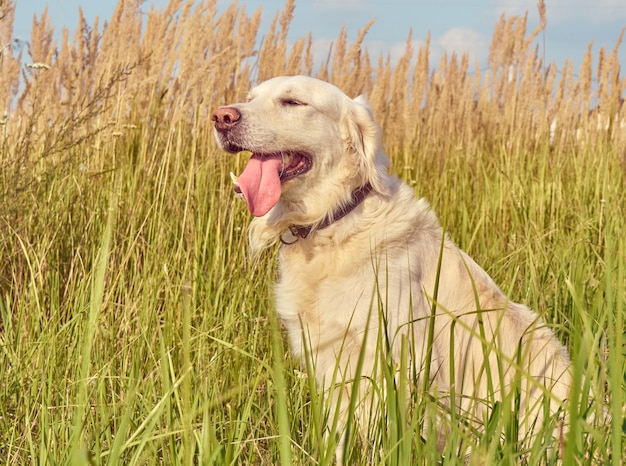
[13,0,626,74]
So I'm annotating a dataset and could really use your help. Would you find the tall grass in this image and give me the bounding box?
[0,0,624,463]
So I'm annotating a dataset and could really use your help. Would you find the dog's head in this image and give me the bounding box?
[212,75,392,233]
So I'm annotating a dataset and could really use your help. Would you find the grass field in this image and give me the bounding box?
[1,0,625,464]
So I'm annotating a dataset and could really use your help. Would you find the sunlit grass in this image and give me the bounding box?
[0,0,624,464]
[1,120,622,464]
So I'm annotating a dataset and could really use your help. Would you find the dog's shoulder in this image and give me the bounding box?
[365,181,443,249]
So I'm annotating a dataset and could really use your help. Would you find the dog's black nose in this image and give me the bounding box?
[212,107,241,131]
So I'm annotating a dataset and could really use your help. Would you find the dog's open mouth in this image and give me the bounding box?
[231,151,312,217]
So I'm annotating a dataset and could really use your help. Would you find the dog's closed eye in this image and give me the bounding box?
[281,98,305,107]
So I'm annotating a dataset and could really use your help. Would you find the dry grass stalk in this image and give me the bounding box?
[538,0,547,31]
[0,0,20,116]
[0,0,624,194]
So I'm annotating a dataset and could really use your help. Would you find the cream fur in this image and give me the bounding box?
[213,75,571,458]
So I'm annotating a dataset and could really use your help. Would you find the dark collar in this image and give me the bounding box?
[283,182,373,242]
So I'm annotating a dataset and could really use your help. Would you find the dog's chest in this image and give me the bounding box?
[275,245,369,317]
[272,240,426,362]
[273,244,377,346]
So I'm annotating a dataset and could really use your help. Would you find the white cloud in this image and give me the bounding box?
[434,28,489,65]
[310,38,335,66]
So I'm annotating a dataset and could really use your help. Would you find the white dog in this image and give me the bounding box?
[212,75,571,459]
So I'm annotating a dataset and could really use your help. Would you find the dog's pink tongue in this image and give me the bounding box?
[237,155,283,217]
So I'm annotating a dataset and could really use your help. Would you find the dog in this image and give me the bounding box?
[212,75,571,459]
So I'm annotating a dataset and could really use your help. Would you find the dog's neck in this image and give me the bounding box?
[281,182,373,244]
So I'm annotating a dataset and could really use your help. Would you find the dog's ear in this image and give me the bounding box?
[341,95,392,196]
